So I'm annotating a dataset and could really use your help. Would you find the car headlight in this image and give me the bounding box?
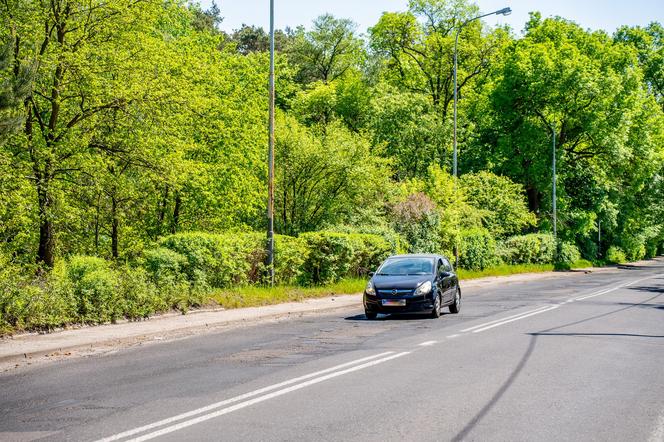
[365,280,376,296]
[414,280,432,296]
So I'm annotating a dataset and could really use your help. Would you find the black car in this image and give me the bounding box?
[363,254,461,319]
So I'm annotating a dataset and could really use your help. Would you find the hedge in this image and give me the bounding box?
[298,231,393,285]
[498,234,556,265]
[459,228,498,271]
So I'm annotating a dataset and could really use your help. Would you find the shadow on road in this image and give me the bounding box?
[530,332,664,339]
[451,335,538,442]
[344,312,449,321]
[451,275,664,440]
[628,285,664,294]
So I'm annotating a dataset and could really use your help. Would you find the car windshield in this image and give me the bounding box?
[377,258,434,275]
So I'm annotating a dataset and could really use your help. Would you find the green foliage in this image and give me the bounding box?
[554,242,582,270]
[274,235,309,285]
[460,172,536,237]
[388,192,443,254]
[499,234,556,265]
[288,14,365,84]
[459,228,498,271]
[606,246,627,264]
[299,231,391,285]
[60,256,123,324]
[275,115,390,235]
[0,0,662,333]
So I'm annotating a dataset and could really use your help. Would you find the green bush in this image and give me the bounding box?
[159,231,264,288]
[554,242,582,270]
[61,256,124,323]
[606,246,627,264]
[143,247,189,287]
[299,232,355,285]
[119,266,168,320]
[459,228,498,271]
[274,235,309,285]
[499,234,556,265]
[299,231,391,285]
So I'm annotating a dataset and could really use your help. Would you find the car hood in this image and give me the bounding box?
[372,274,432,290]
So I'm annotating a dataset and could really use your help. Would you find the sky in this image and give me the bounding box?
[202,0,664,35]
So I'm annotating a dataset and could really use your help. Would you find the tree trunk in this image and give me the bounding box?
[156,185,169,238]
[111,196,119,259]
[526,185,541,214]
[36,172,55,267]
[171,192,181,234]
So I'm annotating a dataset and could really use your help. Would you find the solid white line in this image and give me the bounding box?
[418,341,437,346]
[572,274,662,302]
[471,305,559,333]
[460,306,551,332]
[127,352,412,442]
[95,351,395,442]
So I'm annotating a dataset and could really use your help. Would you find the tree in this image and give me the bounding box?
[230,24,293,55]
[0,39,31,142]
[275,115,390,235]
[369,0,509,118]
[471,15,664,257]
[369,86,448,179]
[460,171,536,237]
[0,0,178,266]
[288,14,365,84]
[614,22,664,110]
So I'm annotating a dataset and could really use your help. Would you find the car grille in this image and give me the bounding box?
[377,289,414,296]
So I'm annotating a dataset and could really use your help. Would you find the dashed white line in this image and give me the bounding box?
[446,334,460,339]
[471,305,559,333]
[460,306,552,333]
[418,340,437,346]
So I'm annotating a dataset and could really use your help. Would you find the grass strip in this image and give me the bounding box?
[210,278,367,309]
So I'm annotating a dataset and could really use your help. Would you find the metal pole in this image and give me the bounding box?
[598,220,601,258]
[453,29,459,269]
[552,124,557,242]
[267,0,275,286]
[453,30,459,180]
[451,7,510,268]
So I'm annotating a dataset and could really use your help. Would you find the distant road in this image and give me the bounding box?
[2,259,663,442]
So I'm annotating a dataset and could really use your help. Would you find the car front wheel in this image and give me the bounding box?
[431,293,441,318]
[449,287,461,314]
[365,310,377,320]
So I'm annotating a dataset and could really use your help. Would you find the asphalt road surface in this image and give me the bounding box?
[2,259,664,442]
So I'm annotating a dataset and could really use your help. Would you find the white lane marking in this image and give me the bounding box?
[126,352,412,442]
[471,305,559,333]
[446,334,460,339]
[572,274,662,302]
[95,351,395,442]
[418,340,437,346]
[460,306,552,332]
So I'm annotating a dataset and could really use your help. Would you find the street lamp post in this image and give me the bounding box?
[453,7,511,179]
[452,6,510,268]
[267,0,275,286]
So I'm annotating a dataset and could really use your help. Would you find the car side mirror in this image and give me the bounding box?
[368,271,375,277]
[439,271,451,278]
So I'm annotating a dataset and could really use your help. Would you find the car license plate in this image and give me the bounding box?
[381,299,406,306]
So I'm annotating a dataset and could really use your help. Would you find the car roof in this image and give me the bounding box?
[386,254,444,260]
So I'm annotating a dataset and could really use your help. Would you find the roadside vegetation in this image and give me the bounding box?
[1,0,663,334]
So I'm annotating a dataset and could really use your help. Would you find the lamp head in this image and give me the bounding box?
[496,7,512,16]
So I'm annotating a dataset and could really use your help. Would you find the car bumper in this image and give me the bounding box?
[363,293,435,314]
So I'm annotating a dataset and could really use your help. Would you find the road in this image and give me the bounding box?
[1,259,663,442]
